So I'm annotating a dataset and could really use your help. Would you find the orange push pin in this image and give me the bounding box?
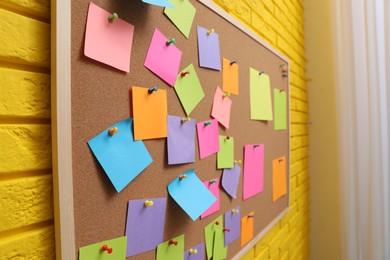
[179,174,187,180]
[108,127,118,136]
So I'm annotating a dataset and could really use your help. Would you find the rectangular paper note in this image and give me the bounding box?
[243,144,264,200]
[143,0,174,8]
[201,178,220,219]
[84,2,134,72]
[184,242,205,260]
[132,86,167,140]
[211,86,232,129]
[174,64,205,115]
[241,212,254,247]
[224,206,240,247]
[250,68,273,120]
[197,25,221,70]
[272,156,287,202]
[221,164,241,198]
[274,88,287,130]
[144,28,182,86]
[164,0,196,38]
[204,215,223,260]
[79,236,127,260]
[196,119,219,159]
[87,118,153,192]
[217,136,234,169]
[167,115,196,164]
[222,58,239,95]
[168,169,216,220]
[125,198,167,257]
[213,224,228,260]
[156,234,185,260]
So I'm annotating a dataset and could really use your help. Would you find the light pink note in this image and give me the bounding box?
[243,144,264,200]
[196,119,220,159]
[144,28,182,86]
[211,86,232,128]
[84,2,135,72]
[201,178,220,219]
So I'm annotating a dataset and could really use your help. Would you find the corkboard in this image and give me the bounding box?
[70,0,289,258]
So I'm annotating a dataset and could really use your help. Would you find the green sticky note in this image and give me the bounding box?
[79,236,127,260]
[156,234,185,260]
[217,135,234,169]
[274,88,287,130]
[213,226,228,260]
[250,68,273,121]
[164,0,196,38]
[174,64,205,116]
[205,215,223,260]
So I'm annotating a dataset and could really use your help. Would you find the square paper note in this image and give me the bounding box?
[156,234,185,260]
[88,118,152,192]
[84,2,134,72]
[144,28,182,86]
[164,0,196,38]
[79,236,127,260]
[211,86,232,129]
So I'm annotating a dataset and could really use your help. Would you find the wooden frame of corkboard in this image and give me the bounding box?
[52,0,290,259]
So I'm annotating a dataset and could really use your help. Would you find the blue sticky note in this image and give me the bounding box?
[88,118,153,192]
[142,0,174,8]
[168,169,216,220]
[197,25,221,70]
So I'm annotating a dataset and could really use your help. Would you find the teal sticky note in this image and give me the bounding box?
[250,68,273,120]
[156,234,185,260]
[88,118,153,192]
[274,88,287,130]
[79,236,127,260]
[217,135,234,169]
[164,0,196,38]
[168,169,216,220]
[204,215,223,260]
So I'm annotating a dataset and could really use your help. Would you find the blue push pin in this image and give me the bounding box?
[148,86,158,94]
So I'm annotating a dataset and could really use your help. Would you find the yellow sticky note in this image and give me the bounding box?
[250,68,273,121]
[222,58,239,95]
[132,86,167,140]
[241,211,254,247]
[272,156,287,202]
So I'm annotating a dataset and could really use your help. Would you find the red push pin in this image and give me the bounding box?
[102,244,113,254]
[215,221,220,225]
[181,71,190,77]
[226,136,230,140]
[223,228,230,232]
[169,240,178,246]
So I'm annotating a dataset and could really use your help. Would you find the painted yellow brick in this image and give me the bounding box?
[0,124,52,173]
[290,99,308,113]
[230,1,251,24]
[251,11,277,45]
[291,124,308,136]
[242,0,264,14]
[0,225,55,259]
[213,0,235,12]
[297,170,309,185]
[280,200,298,227]
[0,68,50,118]
[259,8,286,37]
[290,147,308,164]
[1,0,50,19]
[291,135,308,150]
[255,246,269,260]
[255,222,281,250]
[290,71,307,90]
[290,86,308,101]
[280,249,289,260]
[291,111,308,124]
[268,224,289,258]
[0,9,50,67]
[291,180,309,202]
[241,247,255,260]
[0,175,53,232]
[298,191,309,212]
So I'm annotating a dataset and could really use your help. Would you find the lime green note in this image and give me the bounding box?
[205,215,223,260]
[164,0,196,38]
[174,64,205,116]
[217,135,234,169]
[156,234,185,260]
[213,224,228,260]
[79,236,127,260]
[250,68,273,121]
[274,88,287,130]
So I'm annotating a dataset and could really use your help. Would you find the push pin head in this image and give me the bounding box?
[207,28,215,35]
[231,209,239,213]
[223,228,230,232]
[181,71,190,77]
[144,200,154,207]
[166,38,176,46]
[215,221,220,225]
[189,249,198,254]
[204,121,212,126]
[169,240,178,246]
[179,174,187,180]
[148,86,158,94]
[108,127,118,136]
[247,215,255,219]
[234,160,242,165]
[230,61,237,65]
[102,244,113,254]
[108,13,118,23]
[223,92,230,98]
[181,117,190,123]
[259,71,264,76]
[226,136,230,140]
[209,179,217,184]
[253,144,260,148]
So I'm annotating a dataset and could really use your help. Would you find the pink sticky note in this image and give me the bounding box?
[243,144,264,200]
[144,28,182,86]
[211,86,232,129]
[84,2,135,72]
[196,119,220,159]
[201,178,220,219]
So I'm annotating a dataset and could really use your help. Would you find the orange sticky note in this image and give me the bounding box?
[272,156,287,202]
[222,58,239,95]
[241,211,254,247]
[132,86,167,140]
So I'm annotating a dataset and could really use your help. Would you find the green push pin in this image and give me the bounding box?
[204,121,212,126]
[166,38,176,46]
[108,13,118,23]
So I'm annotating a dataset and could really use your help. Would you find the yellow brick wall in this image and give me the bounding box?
[211,0,309,259]
[0,0,308,259]
[0,0,55,259]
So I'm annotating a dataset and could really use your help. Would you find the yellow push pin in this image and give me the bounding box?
[207,28,214,35]
[108,127,118,136]
[234,160,242,165]
[189,249,198,254]
[223,92,230,98]
[144,200,154,207]
[231,209,239,213]
[181,117,191,123]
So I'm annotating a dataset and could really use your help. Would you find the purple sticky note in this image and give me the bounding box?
[184,242,205,260]
[224,206,240,246]
[243,144,264,200]
[201,178,220,219]
[144,28,182,86]
[196,119,219,159]
[197,25,221,70]
[125,198,167,257]
[221,164,241,198]
[167,115,196,164]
